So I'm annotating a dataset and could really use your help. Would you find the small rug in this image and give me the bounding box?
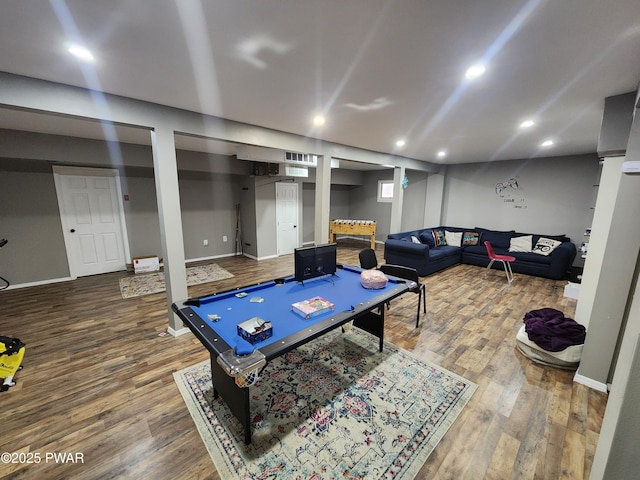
[119,263,233,298]
[174,328,476,479]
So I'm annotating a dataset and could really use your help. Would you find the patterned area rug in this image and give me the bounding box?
[174,328,476,479]
[119,263,233,298]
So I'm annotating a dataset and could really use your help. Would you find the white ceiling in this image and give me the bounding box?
[1,0,639,165]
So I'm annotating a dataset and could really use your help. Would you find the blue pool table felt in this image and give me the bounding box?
[190,266,400,353]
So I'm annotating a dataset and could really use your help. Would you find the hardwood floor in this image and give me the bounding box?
[0,240,607,479]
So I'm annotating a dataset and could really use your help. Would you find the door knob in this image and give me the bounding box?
[70,229,76,233]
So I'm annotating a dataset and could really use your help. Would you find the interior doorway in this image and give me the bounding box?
[276,182,299,255]
[53,166,130,277]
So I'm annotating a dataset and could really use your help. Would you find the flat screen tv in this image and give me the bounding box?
[314,243,337,277]
[294,243,337,283]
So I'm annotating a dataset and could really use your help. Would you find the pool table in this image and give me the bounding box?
[171,264,415,444]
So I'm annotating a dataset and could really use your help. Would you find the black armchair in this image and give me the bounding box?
[359,248,379,270]
[380,264,426,328]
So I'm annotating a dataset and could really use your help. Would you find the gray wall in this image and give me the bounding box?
[0,162,245,285]
[441,153,601,246]
[349,170,394,241]
[120,170,162,260]
[179,172,241,260]
[0,163,69,284]
[254,178,278,259]
[0,146,602,286]
[0,128,251,284]
[303,183,358,245]
[122,170,243,261]
[400,170,428,232]
[239,178,257,258]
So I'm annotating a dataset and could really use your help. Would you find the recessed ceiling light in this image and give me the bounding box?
[541,139,554,147]
[465,64,486,80]
[520,120,535,128]
[437,150,447,158]
[313,115,325,127]
[395,139,406,147]
[68,44,95,62]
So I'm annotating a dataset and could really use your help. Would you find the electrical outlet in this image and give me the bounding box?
[223,235,228,242]
[203,239,208,246]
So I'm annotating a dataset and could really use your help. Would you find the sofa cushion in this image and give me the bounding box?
[444,230,463,247]
[476,228,514,249]
[419,230,435,247]
[532,237,562,256]
[511,251,554,264]
[532,233,569,244]
[462,231,481,246]
[462,244,487,256]
[411,235,421,244]
[432,230,447,246]
[429,245,461,259]
[516,232,569,244]
[509,235,533,253]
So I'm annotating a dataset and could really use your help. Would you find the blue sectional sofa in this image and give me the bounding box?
[384,226,577,279]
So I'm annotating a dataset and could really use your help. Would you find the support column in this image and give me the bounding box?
[314,152,332,245]
[389,166,405,234]
[574,156,640,388]
[150,128,189,336]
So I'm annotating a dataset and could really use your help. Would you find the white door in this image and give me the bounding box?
[276,182,299,255]
[54,167,129,277]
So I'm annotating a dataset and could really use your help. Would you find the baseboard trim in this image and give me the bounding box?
[573,372,608,393]
[3,276,74,290]
[257,254,279,261]
[168,326,191,337]
[185,252,238,264]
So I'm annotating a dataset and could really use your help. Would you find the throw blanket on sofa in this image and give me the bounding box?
[523,308,586,352]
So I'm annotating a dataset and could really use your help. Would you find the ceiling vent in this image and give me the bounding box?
[237,145,317,166]
[282,165,309,177]
[284,151,317,167]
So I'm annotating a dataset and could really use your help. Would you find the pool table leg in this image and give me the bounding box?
[210,356,253,444]
[353,307,385,352]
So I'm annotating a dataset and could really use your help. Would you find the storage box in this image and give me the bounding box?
[237,317,273,344]
[564,282,580,300]
[133,256,160,274]
[291,296,335,319]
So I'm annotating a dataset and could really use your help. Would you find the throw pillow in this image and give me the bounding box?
[532,233,569,244]
[509,235,533,253]
[475,228,514,249]
[462,231,480,246]
[444,230,462,247]
[419,231,435,247]
[532,237,562,256]
[411,235,421,244]
[432,230,447,247]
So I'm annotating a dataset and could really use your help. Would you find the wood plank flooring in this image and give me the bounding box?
[0,240,607,479]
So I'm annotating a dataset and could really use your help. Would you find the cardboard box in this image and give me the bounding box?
[564,282,580,300]
[291,296,335,319]
[237,317,273,344]
[133,256,160,274]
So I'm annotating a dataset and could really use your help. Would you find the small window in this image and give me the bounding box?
[378,180,394,203]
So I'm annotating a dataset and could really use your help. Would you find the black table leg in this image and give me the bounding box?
[353,308,385,352]
[210,356,252,444]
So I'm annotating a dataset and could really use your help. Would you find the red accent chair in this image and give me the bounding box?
[484,241,516,284]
